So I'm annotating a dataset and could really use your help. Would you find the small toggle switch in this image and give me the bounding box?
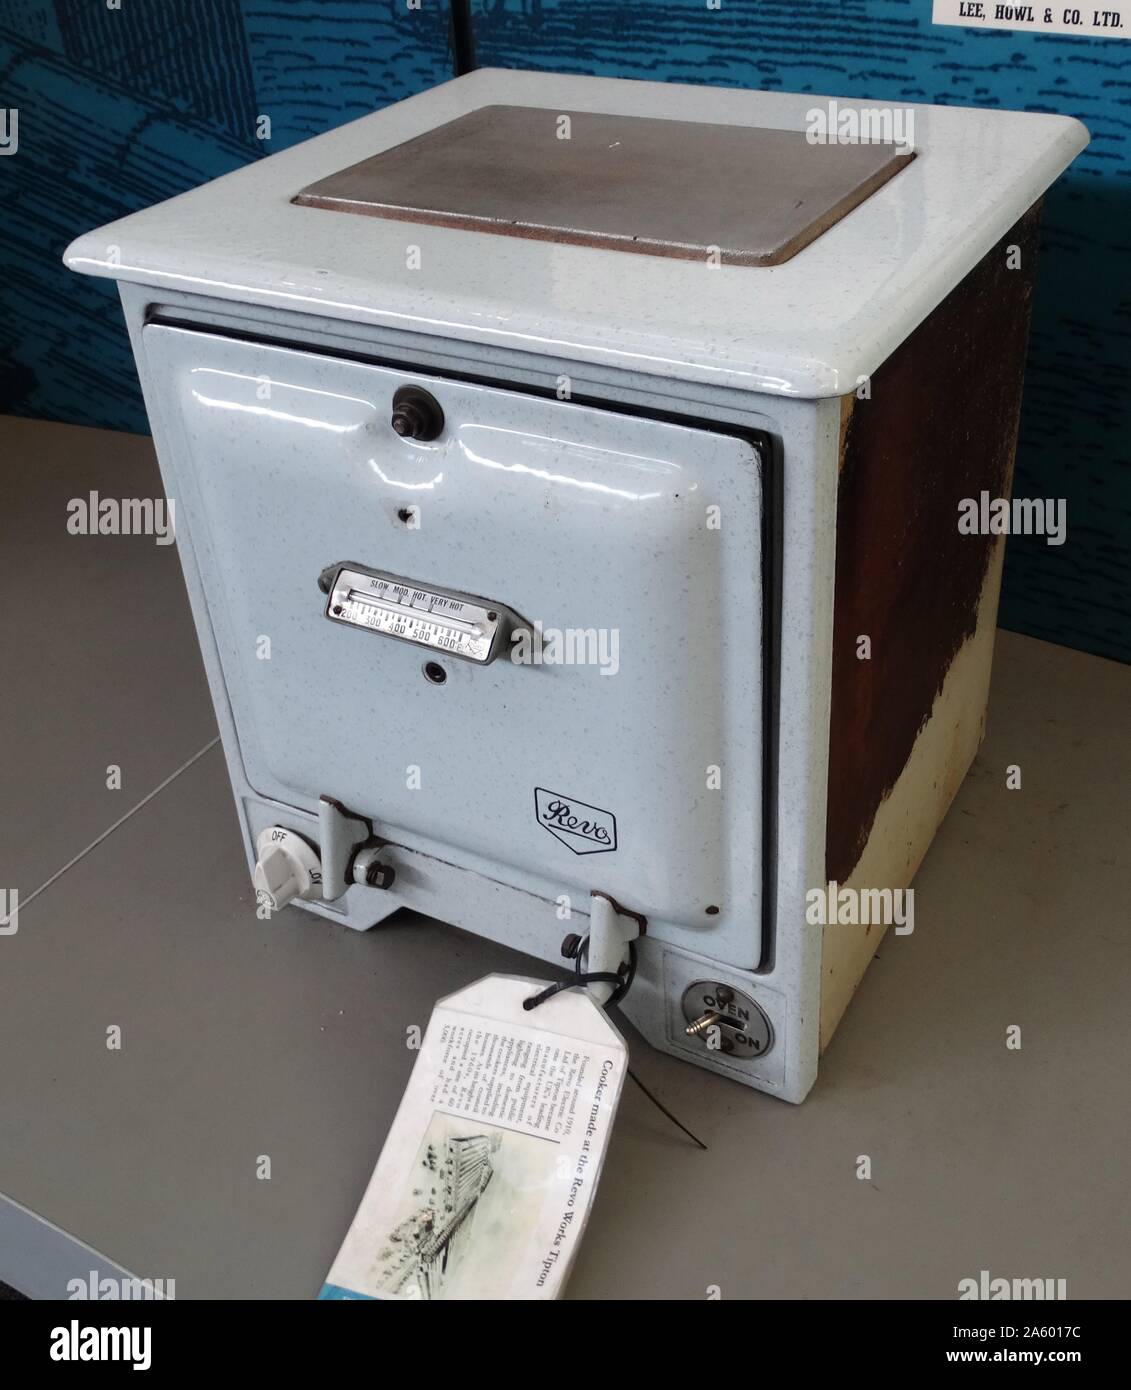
[390,385,444,441]
[681,981,773,1059]
[685,1010,724,1039]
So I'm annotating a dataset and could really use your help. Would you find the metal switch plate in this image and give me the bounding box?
[681,980,774,1059]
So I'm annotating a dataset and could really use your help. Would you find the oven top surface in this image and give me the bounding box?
[64,68,1087,398]
[292,105,913,268]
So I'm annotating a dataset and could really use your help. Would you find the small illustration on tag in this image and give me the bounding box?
[320,975,627,1300]
[367,1121,506,1298]
[534,788,617,854]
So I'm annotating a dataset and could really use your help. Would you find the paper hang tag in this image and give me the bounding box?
[320,974,627,1301]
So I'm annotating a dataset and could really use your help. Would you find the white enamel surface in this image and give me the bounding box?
[65,70,1087,399]
[142,322,765,964]
[116,280,839,1102]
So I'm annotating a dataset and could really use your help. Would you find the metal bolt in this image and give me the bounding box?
[365,861,396,890]
[391,386,444,442]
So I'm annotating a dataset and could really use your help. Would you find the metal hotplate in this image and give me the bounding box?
[293,104,914,267]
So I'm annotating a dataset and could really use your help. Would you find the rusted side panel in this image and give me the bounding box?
[825,205,1041,885]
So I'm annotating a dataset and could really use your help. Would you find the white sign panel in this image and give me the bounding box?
[933,1,1128,37]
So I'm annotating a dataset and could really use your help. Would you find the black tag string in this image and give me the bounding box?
[626,1069,708,1151]
[522,935,706,1151]
[522,934,637,1012]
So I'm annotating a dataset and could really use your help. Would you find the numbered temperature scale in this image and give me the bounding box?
[322,565,517,666]
[66,70,1086,1100]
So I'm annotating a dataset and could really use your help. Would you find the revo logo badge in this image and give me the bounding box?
[534,789,617,855]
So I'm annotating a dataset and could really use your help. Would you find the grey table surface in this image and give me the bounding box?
[1,414,1128,1301]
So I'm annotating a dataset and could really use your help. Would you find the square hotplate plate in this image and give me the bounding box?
[293,104,914,267]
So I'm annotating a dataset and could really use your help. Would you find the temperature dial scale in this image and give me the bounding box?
[323,563,518,665]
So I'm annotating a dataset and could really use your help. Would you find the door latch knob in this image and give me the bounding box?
[390,386,444,441]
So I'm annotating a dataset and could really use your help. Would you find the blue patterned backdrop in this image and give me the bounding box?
[0,1,1127,661]
[0,1,452,432]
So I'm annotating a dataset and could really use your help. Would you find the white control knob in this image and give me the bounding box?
[253,827,323,912]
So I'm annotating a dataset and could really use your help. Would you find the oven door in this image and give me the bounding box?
[142,323,766,965]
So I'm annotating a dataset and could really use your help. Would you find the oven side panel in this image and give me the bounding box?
[820,205,1042,1049]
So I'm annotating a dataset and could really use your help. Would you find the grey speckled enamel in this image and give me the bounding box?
[114,281,829,1102]
[68,68,1052,1104]
[64,69,1087,398]
[142,323,766,962]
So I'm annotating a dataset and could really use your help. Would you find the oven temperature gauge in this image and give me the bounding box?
[321,563,518,665]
